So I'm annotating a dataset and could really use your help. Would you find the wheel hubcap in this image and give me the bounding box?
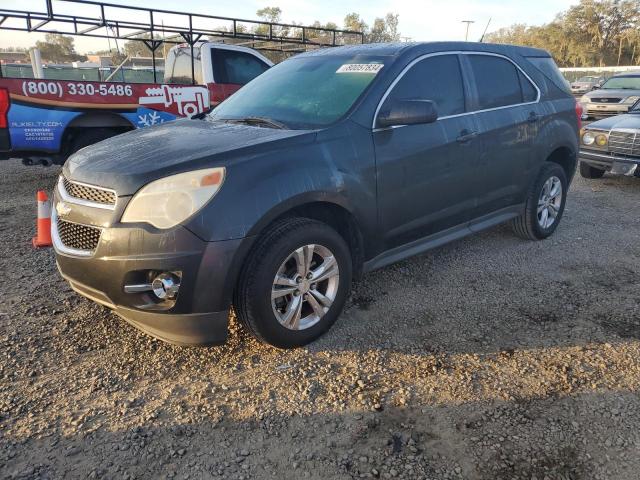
[537,176,563,229]
[271,244,340,331]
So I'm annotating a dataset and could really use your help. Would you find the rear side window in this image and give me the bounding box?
[383,54,466,117]
[519,71,538,102]
[212,50,270,85]
[165,48,202,85]
[526,56,571,94]
[469,55,523,110]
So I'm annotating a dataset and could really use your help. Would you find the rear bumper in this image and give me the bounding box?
[0,130,10,152]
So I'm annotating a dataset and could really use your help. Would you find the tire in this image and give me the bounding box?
[579,161,606,179]
[512,163,568,241]
[234,217,352,349]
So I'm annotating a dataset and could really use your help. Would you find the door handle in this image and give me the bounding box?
[527,112,539,123]
[456,130,478,143]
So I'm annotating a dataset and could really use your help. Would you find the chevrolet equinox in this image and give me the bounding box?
[53,42,580,348]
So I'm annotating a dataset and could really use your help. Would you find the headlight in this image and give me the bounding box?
[582,131,595,145]
[625,95,640,104]
[595,134,608,147]
[121,167,225,229]
[580,95,590,103]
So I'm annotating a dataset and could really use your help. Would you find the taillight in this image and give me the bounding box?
[0,88,9,129]
[575,101,583,131]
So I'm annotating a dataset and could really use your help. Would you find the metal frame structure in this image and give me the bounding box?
[0,0,364,82]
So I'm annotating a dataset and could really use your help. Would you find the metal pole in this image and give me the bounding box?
[189,16,195,85]
[462,20,474,42]
[149,10,156,83]
[29,48,44,79]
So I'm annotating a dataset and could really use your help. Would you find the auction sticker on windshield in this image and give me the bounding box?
[336,64,384,74]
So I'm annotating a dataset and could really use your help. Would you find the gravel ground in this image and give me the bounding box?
[1,158,640,480]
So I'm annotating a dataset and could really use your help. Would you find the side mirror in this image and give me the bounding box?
[377,99,438,128]
[592,85,600,90]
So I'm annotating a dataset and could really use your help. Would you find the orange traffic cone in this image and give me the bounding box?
[32,190,52,248]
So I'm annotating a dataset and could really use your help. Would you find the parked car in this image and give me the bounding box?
[570,75,606,95]
[578,101,640,178]
[580,73,640,119]
[52,42,580,348]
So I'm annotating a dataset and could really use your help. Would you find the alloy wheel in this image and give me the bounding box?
[537,176,563,229]
[271,244,340,331]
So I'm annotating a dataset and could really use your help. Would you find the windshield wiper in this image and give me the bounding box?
[225,116,288,129]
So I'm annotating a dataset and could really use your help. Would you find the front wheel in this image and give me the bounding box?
[235,218,352,348]
[512,163,568,240]
[579,161,606,179]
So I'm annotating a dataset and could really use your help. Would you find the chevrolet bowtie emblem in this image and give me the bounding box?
[56,201,72,217]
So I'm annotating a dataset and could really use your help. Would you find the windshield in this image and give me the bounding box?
[209,55,387,129]
[601,76,640,90]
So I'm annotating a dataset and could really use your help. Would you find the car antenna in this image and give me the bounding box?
[479,18,492,42]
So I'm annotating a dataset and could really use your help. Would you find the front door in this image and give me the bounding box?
[373,54,482,250]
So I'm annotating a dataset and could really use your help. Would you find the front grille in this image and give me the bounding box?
[62,177,116,206]
[591,97,622,104]
[608,130,640,157]
[56,218,101,252]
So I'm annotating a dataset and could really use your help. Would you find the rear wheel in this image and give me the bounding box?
[235,218,352,348]
[512,163,568,240]
[579,161,606,179]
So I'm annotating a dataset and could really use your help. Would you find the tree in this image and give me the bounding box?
[369,13,401,43]
[485,0,640,67]
[256,6,282,23]
[255,6,284,37]
[343,13,368,34]
[35,33,85,63]
[343,12,400,43]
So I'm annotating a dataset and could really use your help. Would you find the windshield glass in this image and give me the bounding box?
[601,76,640,90]
[209,55,387,129]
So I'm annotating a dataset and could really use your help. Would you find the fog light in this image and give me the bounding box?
[151,272,181,300]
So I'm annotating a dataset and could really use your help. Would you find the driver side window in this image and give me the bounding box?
[383,54,466,118]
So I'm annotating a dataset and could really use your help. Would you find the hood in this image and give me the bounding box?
[571,82,592,87]
[583,88,640,100]
[586,113,640,131]
[64,119,315,195]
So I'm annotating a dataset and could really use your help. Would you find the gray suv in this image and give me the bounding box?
[53,42,580,348]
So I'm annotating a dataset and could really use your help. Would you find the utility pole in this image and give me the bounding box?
[462,20,475,42]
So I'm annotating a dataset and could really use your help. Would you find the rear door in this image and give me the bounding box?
[373,53,482,250]
[462,53,541,219]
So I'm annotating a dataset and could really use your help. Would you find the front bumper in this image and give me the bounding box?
[584,102,630,118]
[579,149,640,173]
[52,187,252,346]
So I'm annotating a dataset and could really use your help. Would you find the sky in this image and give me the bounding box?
[0,0,579,53]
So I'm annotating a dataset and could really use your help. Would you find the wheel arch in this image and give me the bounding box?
[545,144,577,182]
[60,112,135,156]
[245,196,366,280]
[66,111,135,129]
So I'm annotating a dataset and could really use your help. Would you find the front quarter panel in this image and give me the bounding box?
[185,121,378,246]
